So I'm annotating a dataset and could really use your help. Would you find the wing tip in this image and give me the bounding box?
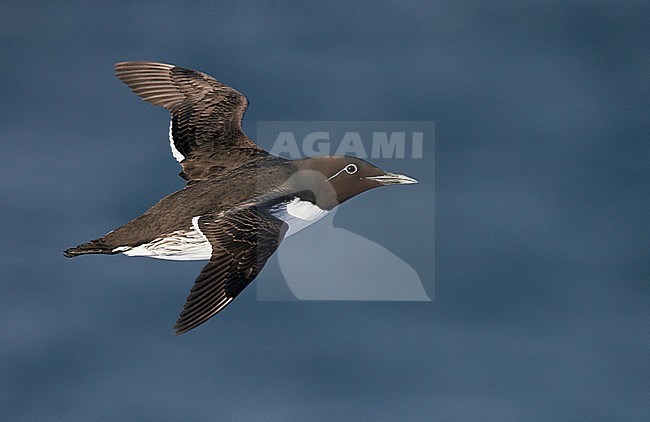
[115,61,175,70]
[114,61,176,80]
[174,318,191,335]
[173,296,235,335]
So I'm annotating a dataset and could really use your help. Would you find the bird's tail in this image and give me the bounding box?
[64,238,116,258]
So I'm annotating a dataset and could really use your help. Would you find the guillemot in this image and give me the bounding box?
[65,62,418,334]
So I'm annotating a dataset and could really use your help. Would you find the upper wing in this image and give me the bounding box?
[174,208,288,335]
[114,61,268,182]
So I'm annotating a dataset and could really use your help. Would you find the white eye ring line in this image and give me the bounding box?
[327,163,359,181]
[345,164,358,174]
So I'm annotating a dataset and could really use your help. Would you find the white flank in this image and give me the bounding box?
[120,218,212,261]
[169,120,185,162]
[271,197,330,237]
[286,197,327,220]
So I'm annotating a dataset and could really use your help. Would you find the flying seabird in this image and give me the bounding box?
[65,62,418,334]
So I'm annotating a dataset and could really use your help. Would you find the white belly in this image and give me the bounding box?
[269,197,330,237]
[115,217,212,261]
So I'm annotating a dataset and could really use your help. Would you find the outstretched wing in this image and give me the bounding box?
[174,208,288,335]
[115,61,268,182]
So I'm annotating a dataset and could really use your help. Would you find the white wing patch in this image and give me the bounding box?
[115,217,211,261]
[270,197,330,237]
[169,119,185,162]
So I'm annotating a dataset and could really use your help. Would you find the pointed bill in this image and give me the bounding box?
[365,172,418,185]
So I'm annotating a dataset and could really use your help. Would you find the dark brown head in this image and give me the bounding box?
[292,156,418,209]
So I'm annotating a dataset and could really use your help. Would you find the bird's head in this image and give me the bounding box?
[294,156,418,209]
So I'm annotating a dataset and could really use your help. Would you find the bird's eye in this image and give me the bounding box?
[345,164,358,174]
